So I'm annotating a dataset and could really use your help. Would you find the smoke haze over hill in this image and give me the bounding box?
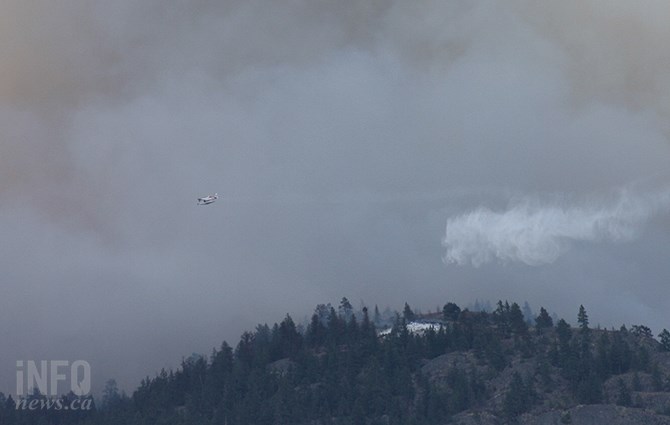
[1,0,670,395]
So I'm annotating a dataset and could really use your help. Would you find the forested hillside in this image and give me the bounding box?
[3,299,670,424]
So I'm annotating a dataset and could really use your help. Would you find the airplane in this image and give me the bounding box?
[197,193,218,205]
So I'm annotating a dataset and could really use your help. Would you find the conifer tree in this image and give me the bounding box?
[510,302,529,335]
[503,372,534,419]
[631,324,652,338]
[373,304,382,326]
[339,297,353,320]
[616,378,632,407]
[659,329,670,351]
[577,305,589,332]
[556,319,572,355]
[535,307,553,331]
[443,302,461,321]
[403,302,416,322]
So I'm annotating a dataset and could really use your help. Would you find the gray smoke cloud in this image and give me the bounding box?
[444,187,670,266]
[2,0,670,396]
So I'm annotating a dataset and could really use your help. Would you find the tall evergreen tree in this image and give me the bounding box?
[632,324,652,338]
[339,297,353,320]
[403,302,416,322]
[101,379,121,409]
[373,304,382,326]
[443,302,461,321]
[503,372,534,419]
[494,300,512,337]
[616,378,632,407]
[659,329,670,351]
[510,302,529,335]
[535,307,553,331]
[577,305,589,332]
[307,312,326,346]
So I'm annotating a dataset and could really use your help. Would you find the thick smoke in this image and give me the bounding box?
[443,188,670,266]
[2,0,670,395]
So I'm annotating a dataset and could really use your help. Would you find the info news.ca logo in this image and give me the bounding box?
[15,360,93,411]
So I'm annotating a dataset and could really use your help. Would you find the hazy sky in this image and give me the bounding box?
[2,0,670,395]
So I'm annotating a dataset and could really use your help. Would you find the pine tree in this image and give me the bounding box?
[651,362,664,391]
[510,302,529,335]
[373,304,382,326]
[595,333,611,380]
[610,330,632,374]
[485,336,507,371]
[503,372,534,419]
[446,366,471,413]
[101,379,121,409]
[616,378,632,407]
[327,306,344,345]
[535,307,554,331]
[536,353,553,390]
[632,371,642,391]
[339,297,353,320]
[659,329,670,351]
[556,319,572,357]
[631,324,652,338]
[278,314,302,358]
[442,302,461,321]
[575,372,602,404]
[577,305,589,332]
[307,313,326,346]
[494,300,512,337]
[403,302,416,322]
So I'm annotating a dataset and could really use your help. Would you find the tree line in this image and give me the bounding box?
[1,298,669,424]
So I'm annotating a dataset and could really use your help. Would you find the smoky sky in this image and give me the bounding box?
[2,0,670,394]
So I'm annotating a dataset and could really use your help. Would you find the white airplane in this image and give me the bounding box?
[197,193,218,205]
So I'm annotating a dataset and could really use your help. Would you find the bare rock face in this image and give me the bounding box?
[267,357,295,375]
[525,405,670,425]
[450,410,501,425]
[449,405,670,425]
[418,323,670,425]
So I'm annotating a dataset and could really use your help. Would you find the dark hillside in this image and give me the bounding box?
[3,299,670,425]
